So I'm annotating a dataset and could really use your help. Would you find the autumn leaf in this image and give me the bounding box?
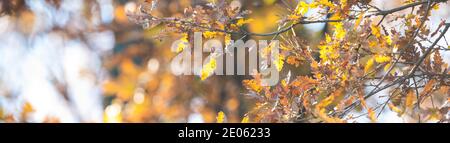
[315,90,345,123]
[319,44,339,64]
[388,103,404,116]
[375,55,391,63]
[241,116,250,123]
[318,0,335,8]
[384,36,393,45]
[432,3,440,10]
[274,54,285,72]
[384,63,392,72]
[354,12,365,28]
[420,79,436,97]
[200,58,217,80]
[325,34,332,43]
[216,111,226,123]
[23,102,34,113]
[294,1,309,16]
[334,22,346,40]
[177,33,189,53]
[225,34,232,46]
[364,58,375,74]
[371,24,381,38]
[203,31,219,39]
[236,18,254,27]
[367,108,377,122]
[405,90,415,110]
[433,50,443,72]
[243,79,262,93]
[286,56,300,67]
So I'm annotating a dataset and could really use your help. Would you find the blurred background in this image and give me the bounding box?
[0,0,449,123]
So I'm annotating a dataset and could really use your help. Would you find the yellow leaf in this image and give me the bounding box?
[341,72,348,83]
[364,58,375,74]
[315,91,345,123]
[334,22,346,40]
[203,31,219,39]
[236,18,254,27]
[325,34,332,43]
[200,58,217,80]
[241,116,250,123]
[405,90,415,110]
[371,24,381,38]
[309,2,319,8]
[384,36,393,45]
[294,1,309,15]
[177,33,189,53]
[384,63,391,72]
[367,108,377,122]
[318,0,335,8]
[388,103,404,116]
[369,40,377,48]
[216,111,226,123]
[375,55,391,63]
[432,4,440,10]
[354,12,365,28]
[23,102,34,113]
[274,54,285,72]
[225,34,232,46]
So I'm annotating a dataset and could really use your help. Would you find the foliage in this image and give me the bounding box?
[129,0,450,123]
[0,0,449,123]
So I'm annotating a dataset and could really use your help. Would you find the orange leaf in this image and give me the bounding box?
[405,90,415,110]
[420,80,436,97]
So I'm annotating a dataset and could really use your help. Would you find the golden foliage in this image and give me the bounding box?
[177,33,189,53]
[216,111,226,123]
[405,90,416,110]
[236,18,254,27]
[370,24,381,38]
[200,58,217,80]
[294,1,309,16]
[274,54,285,72]
[364,58,375,74]
[334,22,346,40]
[374,55,392,63]
[243,79,262,93]
[315,89,345,123]
[241,116,250,123]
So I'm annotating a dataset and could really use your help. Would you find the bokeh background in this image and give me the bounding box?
[0,0,449,123]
